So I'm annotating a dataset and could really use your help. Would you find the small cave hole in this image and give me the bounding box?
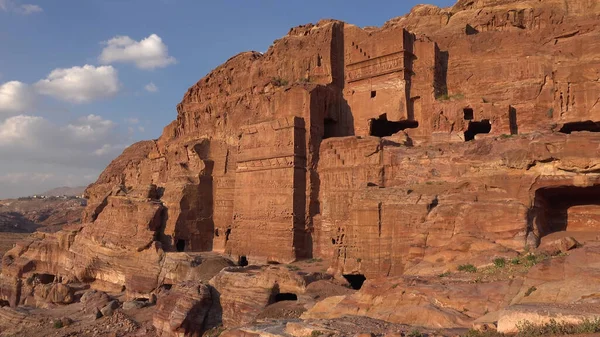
[36,273,56,285]
[464,119,491,141]
[273,293,298,302]
[533,185,600,238]
[509,106,518,135]
[161,284,173,291]
[323,118,338,139]
[238,255,248,267]
[225,228,231,243]
[369,114,419,138]
[343,274,366,290]
[463,108,474,120]
[175,239,186,252]
[214,228,219,237]
[371,90,377,98]
[558,121,600,134]
[466,24,479,35]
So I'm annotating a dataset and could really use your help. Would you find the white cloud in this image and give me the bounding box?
[144,82,158,93]
[0,114,127,166]
[138,126,145,133]
[16,3,41,14]
[0,114,131,198]
[0,172,54,184]
[35,65,119,103]
[99,34,176,70]
[125,117,139,125]
[0,81,35,115]
[0,1,42,14]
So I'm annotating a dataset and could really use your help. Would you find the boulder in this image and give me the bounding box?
[153,281,213,337]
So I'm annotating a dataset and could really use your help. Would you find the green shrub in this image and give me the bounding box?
[53,320,63,329]
[286,265,300,271]
[493,257,506,268]
[457,264,477,273]
[270,77,288,87]
[311,331,323,337]
[516,318,600,337]
[408,329,423,337]
[438,272,451,278]
[511,257,520,265]
[462,329,506,337]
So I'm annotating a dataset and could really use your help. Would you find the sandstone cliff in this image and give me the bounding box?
[2,0,600,335]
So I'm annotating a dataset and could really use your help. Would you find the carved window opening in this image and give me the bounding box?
[533,185,600,238]
[371,91,376,99]
[214,228,219,237]
[175,239,186,252]
[509,106,518,135]
[238,255,248,266]
[464,119,491,141]
[559,121,600,134]
[369,114,419,138]
[225,228,231,243]
[317,54,322,67]
[323,118,338,139]
[34,273,56,284]
[463,108,474,120]
[343,274,366,290]
[272,293,298,302]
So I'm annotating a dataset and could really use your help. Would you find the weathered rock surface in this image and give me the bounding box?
[3,0,600,334]
[153,281,213,337]
[209,265,327,328]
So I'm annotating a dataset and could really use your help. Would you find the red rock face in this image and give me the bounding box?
[3,0,600,301]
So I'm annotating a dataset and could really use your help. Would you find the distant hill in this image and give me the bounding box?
[40,186,86,197]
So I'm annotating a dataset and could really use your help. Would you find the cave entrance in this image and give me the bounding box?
[35,273,55,284]
[464,119,491,141]
[175,239,186,252]
[463,108,474,120]
[369,114,418,137]
[533,185,600,238]
[273,293,298,302]
[323,118,338,139]
[238,255,248,266]
[559,121,600,134]
[343,274,366,290]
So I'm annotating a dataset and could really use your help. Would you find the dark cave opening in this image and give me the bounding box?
[533,185,600,237]
[369,114,419,137]
[273,293,298,302]
[464,119,491,141]
[463,108,474,120]
[36,273,55,284]
[323,118,338,139]
[559,121,600,134]
[343,274,366,290]
[175,239,186,252]
[238,255,248,266]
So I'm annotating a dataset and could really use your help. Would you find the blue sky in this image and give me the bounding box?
[0,0,455,197]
